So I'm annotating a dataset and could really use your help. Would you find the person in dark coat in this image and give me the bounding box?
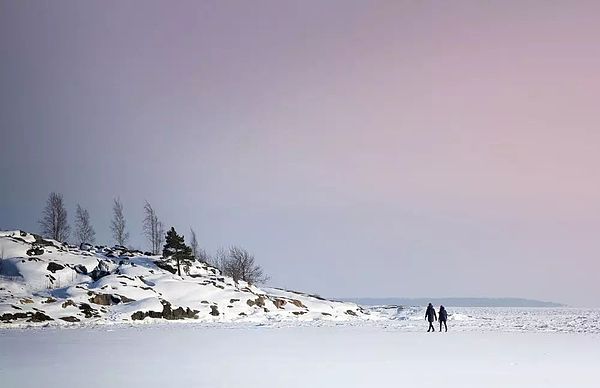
[438,305,448,332]
[425,303,437,332]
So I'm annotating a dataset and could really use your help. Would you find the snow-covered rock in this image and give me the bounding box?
[0,230,372,327]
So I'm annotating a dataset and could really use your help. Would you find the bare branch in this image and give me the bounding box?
[74,204,96,245]
[143,201,164,255]
[110,197,129,246]
[39,192,70,242]
[220,246,269,285]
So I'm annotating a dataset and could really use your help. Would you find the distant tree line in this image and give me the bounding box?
[37,192,268,284]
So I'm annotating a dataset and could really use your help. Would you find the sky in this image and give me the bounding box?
[1,0,599,306]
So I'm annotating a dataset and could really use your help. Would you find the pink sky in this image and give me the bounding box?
[1,1,599,305]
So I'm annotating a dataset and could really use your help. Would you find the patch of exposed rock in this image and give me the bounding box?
[131,301,198,321]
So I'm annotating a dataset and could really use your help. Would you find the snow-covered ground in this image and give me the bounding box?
[2,230,599,386]
[1,324,599,388]
[369,305,600,334]
[0,230,368,326]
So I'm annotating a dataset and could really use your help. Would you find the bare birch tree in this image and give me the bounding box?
[190,228,199,259]
[39,192,70,242]
[74,204,96,245]
[189,228,210,263]
[157,221,165,253]
[143,201,164,255]
[110,197,129,246]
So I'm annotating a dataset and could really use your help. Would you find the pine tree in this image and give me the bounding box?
[162,227,193,276]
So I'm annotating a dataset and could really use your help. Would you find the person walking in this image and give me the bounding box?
[425,303,437,332]
[438,305,448,332]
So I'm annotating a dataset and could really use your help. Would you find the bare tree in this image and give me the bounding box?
[196,247,210,263]
[187,230,210,263]
[74,204,96,245]
[39,192,70,242]
[157,221,165,253]
[221,246,269,285]
[143,201,164,255]
[190,228,200,260]
[110,197,129,246]
[210,247,228,272]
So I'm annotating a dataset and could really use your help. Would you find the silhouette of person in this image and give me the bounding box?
[425,303,437,332]
[438,305,448,332]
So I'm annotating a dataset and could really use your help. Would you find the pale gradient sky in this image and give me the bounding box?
[1,1,599,306]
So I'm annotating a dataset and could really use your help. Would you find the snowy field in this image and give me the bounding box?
[372,306,600,334]
[1,308,600,388]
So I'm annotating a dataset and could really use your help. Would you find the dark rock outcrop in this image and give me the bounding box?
[131,301,198,321]
[26,247,45,256]
[59,316,80,323]
[1,312,30,322]
[246,296,266,307]
[155,261,177,274]
[79,303,100,318]
[273,299,286,309]
[89,260,111,281]
[61,300,77,308]
[1,310,54,323]
[89,293,121,306]
[46,262,65,273]
[28,311,53,322]
[80,243,94,251]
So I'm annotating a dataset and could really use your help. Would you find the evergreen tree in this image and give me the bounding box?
[162,227,193,276]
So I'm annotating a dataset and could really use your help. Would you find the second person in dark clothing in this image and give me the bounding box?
[438,305,448,332]
[425,303,437,332]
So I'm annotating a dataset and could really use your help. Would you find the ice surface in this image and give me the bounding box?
[371,305,600,334]
[1,325,599,388]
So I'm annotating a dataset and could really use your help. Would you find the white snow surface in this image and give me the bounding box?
[1,325,599,388]
[0,231,369,327]
[370,305,600,334]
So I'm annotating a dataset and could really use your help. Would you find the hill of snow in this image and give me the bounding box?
[0,230,371,327]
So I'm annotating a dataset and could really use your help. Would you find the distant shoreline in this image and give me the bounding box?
[344,297,565,308]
